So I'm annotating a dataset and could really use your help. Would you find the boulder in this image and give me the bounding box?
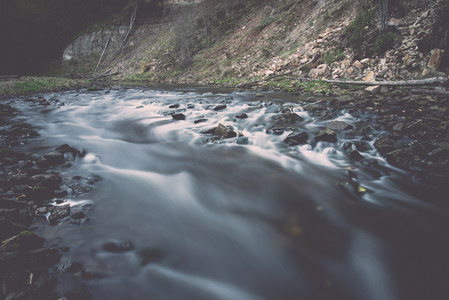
[374,136,396,155]
[49,205,70,225]
[172,113,186,120]
[284,131,308,146]
[271,111,303,127]
[428,49,445,69]
[214,104,227,111]
[38,151,65,167]
[315,129,337,143]
[215,123,237,139]
[326,120,353,131]
[235,113,248,119]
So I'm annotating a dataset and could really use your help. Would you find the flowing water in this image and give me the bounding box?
[9,86,449,300]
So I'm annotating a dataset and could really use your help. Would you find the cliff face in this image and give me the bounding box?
[55,0,448,87]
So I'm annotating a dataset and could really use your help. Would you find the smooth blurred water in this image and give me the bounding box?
[10,86,449,300]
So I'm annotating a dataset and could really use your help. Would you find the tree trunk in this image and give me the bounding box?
[379,0,388,31]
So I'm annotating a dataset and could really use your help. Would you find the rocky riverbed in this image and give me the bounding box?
[0,99,96,299]
[1,84,449,299]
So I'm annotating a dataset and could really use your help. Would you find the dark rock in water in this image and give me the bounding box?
[58,260,83,274]
[172,113,186,120]
[348,150,365,161]
[353,141,370,152]
[194,118,207,124]
[271,111,303,126]
[187,103,195,109]
[29,174,62,190]
[25,187,52,204]
[169,104,180,109]
[374,136,396,155]
[103,240,134,253]
[65,288,92,300]
[266,127,285,135]
[56,144,79,156]
[326,120,353,131]
[236,137,249,145]
[284,131,308,146]
[235,113,248,119]
[215,123,237,139]
[49,205,70,225]
[71,211,86,220]
[38,151,64,167]
[28,272,57,295]
[214,104,227,111]
[140,247,166,265]
[15,231,45,251]
[202,127,216,135]
[27,247,62,269]
[386,149,414,168]
[315,129,337,143]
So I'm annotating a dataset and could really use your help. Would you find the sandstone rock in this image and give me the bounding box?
[364,71,375,82]
[428,49,445,69]
[353,60,364,69]
[360,58,370,65]
[365,85,381,94]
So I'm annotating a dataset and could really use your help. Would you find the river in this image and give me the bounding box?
[9,86,449,300]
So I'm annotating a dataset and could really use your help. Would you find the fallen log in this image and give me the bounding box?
[411,88,449,96]
[0,75,21,80]
[320,77,448,86]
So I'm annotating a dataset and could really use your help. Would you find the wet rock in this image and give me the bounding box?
[25,187,51,204]
[326,120,353,131]
[348,150,365,161]
[29,174,62,190]
[38,151,64,167]
[58,260,83,274]
[172,113,186,120]
[103,240,134,253]
[214,123,237,139]
[374,136,396,155]
[213,104,227,111]
[49,205,70,225]
[65,288,92,300]
[315,129,337,143]
[236,137,249,145]
[71,211,86,220]
[169,104,180,108]
[272,111,303,127]
[28,272,58,296]
[194,118,207,124]
[27,247,62,269]
[385,149,414,168]
[14,231,45,251]
[353,141,370,152]
[235,113,248,119]
[284,131,308,146]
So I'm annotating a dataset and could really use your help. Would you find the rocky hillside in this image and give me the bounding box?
[51,0,449,91]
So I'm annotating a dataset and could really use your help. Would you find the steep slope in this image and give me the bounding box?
[54,0,448,91]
